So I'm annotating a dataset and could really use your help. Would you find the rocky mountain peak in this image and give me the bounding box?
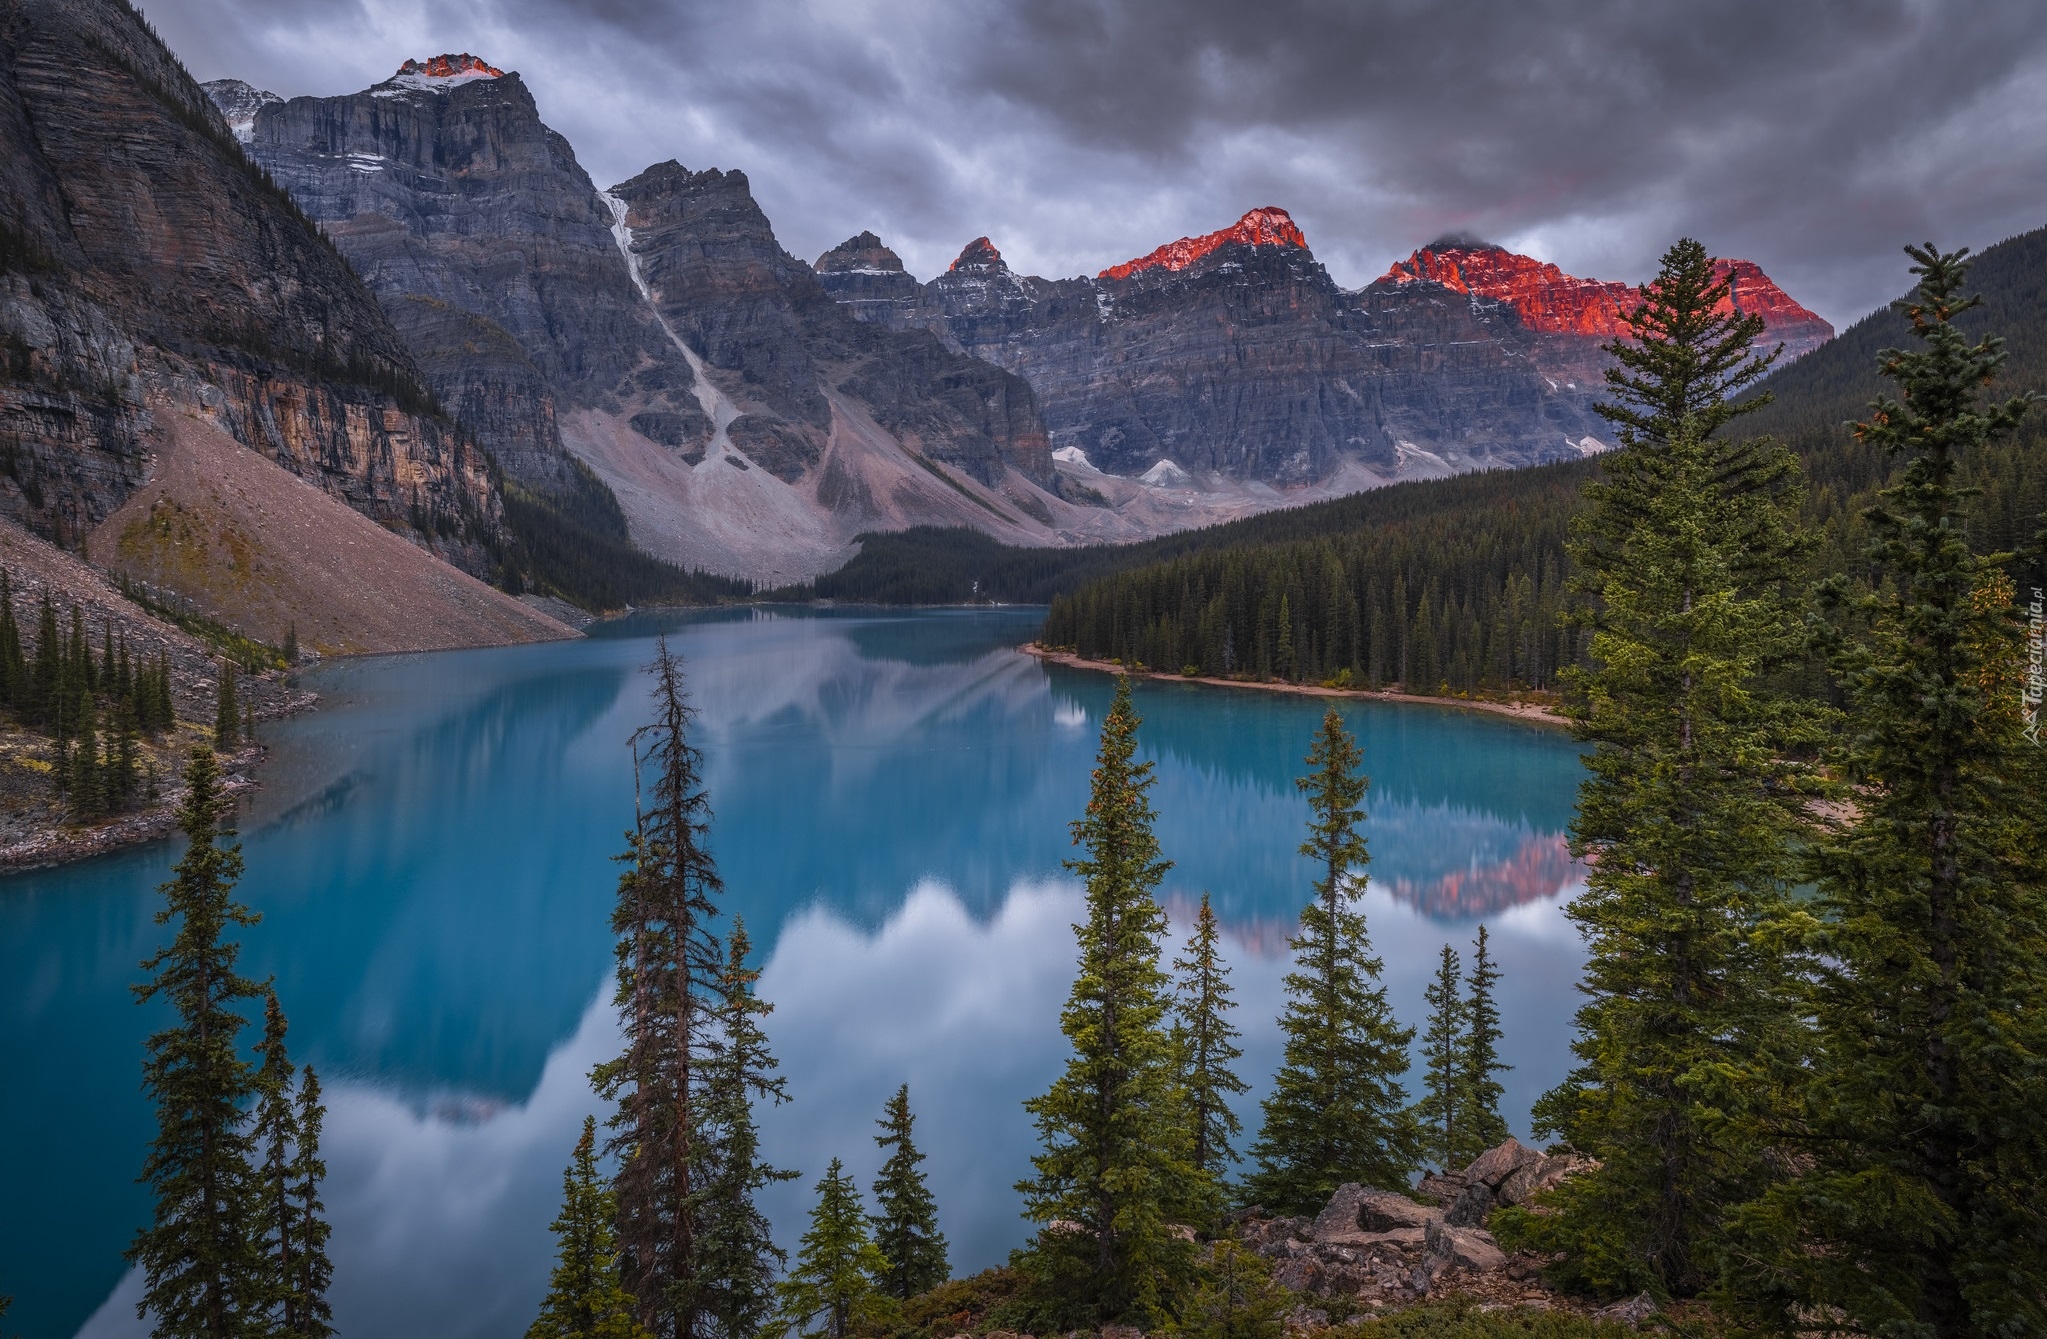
[383,53,506,94]
[815,231,905,275]
[949,236,1007,275]
[1377,243,1832,356]
[1100,206,1308,281]
[199,78,280,143]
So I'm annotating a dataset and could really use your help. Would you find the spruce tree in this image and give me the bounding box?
[1170,892,1246,1179]
[1414,944,1466,1172]
[251,990,299,1333]
[591,639,727,1339]
[1523,239,1824,1298]
[70,689,103,820]
[1018,675,1203,1327]
[869,1085,948,1300]
[129,746,267,1338]
[283,623,298,666]
[1243,708,1417,1213]
[286,1067,333,1339]
[30,593,58,725]
[529,1116,650,1339]
[1456,925,1510,1161]
[214,662,238,752]
[692,918,795,1339]
[1727,246,2047,1337]
[777,1160,889,1339]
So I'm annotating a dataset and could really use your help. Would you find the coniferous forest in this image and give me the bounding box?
[98,239,2044,1339]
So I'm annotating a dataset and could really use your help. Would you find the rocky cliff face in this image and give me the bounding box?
[1379,240,1834,385]
[0,0,498,571]
[609,161,1052,489]
[816,210,1613,483]
[221,62,1055,578]
[218,59,700,493]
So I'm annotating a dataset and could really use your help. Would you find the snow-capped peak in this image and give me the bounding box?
[200,78,281,143]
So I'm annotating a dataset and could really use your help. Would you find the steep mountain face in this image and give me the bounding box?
[817,213,1833,489]
[1379,241,1834,384]
[216,58,699,493]
[0,0,498,569]
[225,60,1062,579]
[816,210,1612,484]
[607,161,1052,489]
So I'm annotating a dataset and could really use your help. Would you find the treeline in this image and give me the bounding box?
[0,569,178,818]
[1040,225,2047,694]
[1042,475,1585,692]
[499,463,756,612]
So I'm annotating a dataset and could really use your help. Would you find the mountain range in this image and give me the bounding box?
[0,7,1839,648]
[207,52,1829,585]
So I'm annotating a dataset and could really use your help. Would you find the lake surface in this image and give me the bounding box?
[0,608,1590,1339]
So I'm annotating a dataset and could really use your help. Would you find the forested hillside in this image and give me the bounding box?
[1035,228,2047,693]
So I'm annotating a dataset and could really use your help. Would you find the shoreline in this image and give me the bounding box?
[0,686,318,875]
[1022,644,1571,728]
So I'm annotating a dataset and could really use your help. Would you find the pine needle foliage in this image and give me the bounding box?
[528,1116,651,1339]
[693,918,796,1339]
[214,662,237,752]
[250,991,300,1333]
[1244,709,1417,1213]
[1457,925,1510,1162]
[1725,245,2047,1339]
[1415,944,1465,1173]
[285,1069,333,1339]
[777,1159,890,1339]
[129,746,267,1338]
[1170,892,1247,1180]
[1017,676,1204,1328]
[870,1085,949,1300]
[592,638,728,1339]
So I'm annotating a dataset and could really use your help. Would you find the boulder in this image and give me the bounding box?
[1271,1256,1324,1294]
[1462,1137,1547,1189]
[1283,1306,1329,1334]
[1498,1153,1582,1207]
[1242,1215,1311,1256]
[1593,1293,1659,1326]
[1443,1181,1496,1228]
[1424,1218,1508,1274]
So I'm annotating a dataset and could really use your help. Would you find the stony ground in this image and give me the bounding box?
[90,407,577,655]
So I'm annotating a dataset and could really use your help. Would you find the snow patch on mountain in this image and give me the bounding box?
[199,79,280,142]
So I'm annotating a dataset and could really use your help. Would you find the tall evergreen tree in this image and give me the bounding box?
[214,662,238,752]
[777,1159,889,1339]
[1170,893,1246,1180]
[1018,676,1203,1327]
[529,1116,651,1339]
[869,1085,948,1301]
[250,990,299,1334]
[592,639,727,1339]
[128,746,267,1338]
[1525,238,1824,1298]
[692,918,795,1339]
[285,1067,333,1339]
[1243,709,1417,1213]
[30,593,58,725]
[1414,944,1466,1173]
[1727,246,2047,1337]
[1457,925,1510,1161]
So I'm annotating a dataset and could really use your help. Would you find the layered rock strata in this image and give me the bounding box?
[0,0,499,572]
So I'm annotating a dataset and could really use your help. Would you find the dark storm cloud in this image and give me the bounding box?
[144,0,2047,327]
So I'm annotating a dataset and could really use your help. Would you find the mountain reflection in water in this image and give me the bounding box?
[3,608,1588,1339]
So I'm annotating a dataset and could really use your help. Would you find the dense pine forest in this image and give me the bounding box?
[1037,226,2047,692]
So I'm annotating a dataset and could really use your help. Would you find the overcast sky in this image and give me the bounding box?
[147,0,2047,330]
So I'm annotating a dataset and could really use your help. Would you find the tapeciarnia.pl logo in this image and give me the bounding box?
[2025,586,2045,747]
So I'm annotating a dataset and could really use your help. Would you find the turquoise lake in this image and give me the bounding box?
[0,608,1590,1339]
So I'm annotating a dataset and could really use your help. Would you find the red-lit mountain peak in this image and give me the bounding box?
[1101,207,1308,282]
[1380,242,1637,338]
[949,237,1006,274]
[393,53,505,82]
[1379,241,1833,355]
